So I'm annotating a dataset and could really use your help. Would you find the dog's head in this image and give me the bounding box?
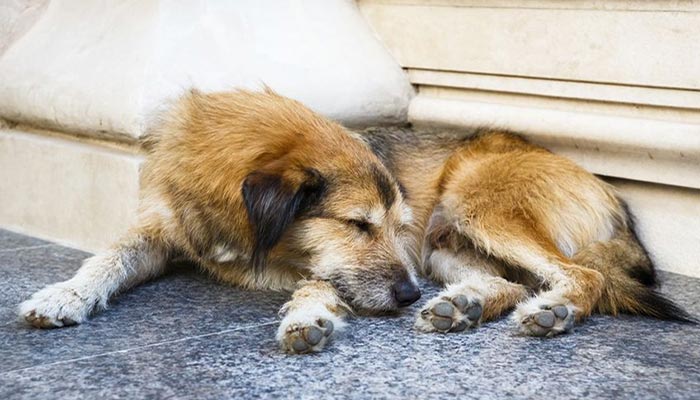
[242,128,420,313]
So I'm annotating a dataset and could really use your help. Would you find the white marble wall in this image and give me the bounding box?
[0,0,48,57]
[0,0,414,140]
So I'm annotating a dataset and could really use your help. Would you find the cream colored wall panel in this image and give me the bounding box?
[360,0,700,277]
[611,178,700,278]
[0,127,143,252]
[360,2,700,89]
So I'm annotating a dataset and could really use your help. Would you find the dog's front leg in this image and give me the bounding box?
[18,230,169,328]
[277,280,348,354]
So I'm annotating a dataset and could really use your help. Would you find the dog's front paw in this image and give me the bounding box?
[277,307,343,354]
[513,295,576,337]
[18,283,94,328]
[415,293,483,333]
[278,319,335,354]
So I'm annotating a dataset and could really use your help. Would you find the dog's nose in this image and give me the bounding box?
[392,280,421,307]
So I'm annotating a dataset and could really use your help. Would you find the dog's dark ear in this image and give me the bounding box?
[242,164,326,272]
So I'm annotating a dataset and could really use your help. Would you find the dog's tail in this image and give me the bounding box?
[572,226,695,323]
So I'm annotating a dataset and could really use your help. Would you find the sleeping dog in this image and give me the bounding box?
[19,89,692,353]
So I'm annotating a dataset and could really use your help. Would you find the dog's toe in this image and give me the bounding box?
[319,319,334,336]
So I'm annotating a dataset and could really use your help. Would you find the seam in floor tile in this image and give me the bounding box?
[1,320,22,327]
[0,244,59,253]
[1,320,279,376]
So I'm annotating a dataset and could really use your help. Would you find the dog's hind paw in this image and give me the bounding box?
[415,293,483,333]
[513,296,576,337]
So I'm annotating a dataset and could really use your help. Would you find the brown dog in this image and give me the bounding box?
[19,90,692,354]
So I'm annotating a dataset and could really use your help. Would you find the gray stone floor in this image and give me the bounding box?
[1,229,699,399]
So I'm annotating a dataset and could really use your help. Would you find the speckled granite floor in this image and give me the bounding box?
[1,228,699,399]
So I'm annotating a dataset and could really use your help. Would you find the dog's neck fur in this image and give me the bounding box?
[357,127,477,256]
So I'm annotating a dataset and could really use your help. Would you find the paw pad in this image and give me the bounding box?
[417,295,483,333]
[533,311,555,328]
[432,302,455,318]
[552,305,569,319]
[282,319,335,354]
[519,303,575,337]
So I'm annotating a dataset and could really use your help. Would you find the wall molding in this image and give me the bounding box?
[409,69,700,114]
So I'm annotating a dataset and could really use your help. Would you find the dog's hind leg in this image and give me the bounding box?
[277,280,349,354]
[19,228,170,328]
[415,248,528,333]
[508,251,604,337]
[464,226,604,337]
[464,223,605,337]
[427,200,605,337]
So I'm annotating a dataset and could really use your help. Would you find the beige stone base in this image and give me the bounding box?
[1,126,698,278]
[357,0,700,278]
[612,179,700,279]
[0,126,143,252]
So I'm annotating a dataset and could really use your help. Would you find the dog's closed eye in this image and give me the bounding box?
[347,219,372,233]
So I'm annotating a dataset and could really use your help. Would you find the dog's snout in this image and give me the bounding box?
[392,279,421,307]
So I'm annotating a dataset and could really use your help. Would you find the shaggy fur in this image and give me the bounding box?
[19,89,418,353]
[19,90,692,354]
[361,127,693,336]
